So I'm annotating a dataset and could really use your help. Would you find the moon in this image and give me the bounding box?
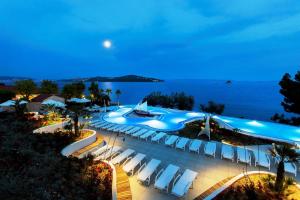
[103,40,112,49]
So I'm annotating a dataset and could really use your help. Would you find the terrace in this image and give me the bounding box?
[87,106,300,199]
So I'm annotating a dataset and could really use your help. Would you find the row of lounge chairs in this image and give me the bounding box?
[89,143,198,197]
[89,119,297,177]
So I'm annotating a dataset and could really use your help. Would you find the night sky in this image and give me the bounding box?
[1,0,300,80]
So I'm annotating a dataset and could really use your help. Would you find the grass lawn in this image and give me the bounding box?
[214,174,300,200]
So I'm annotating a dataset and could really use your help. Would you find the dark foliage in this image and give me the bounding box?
[271,71,300,125]
[144,91,194,110]
[15,79,37,100]
[40,80,58,94]
[0,89,16,103]
[61,82,85,99]
[0,114,112,200]
[200,101,225,114]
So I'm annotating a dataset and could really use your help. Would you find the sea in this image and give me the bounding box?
[59,79,285,121]
[3,79,285,121]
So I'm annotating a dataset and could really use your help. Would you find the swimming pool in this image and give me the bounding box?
[100,105,300,145]
[102,105,205,131]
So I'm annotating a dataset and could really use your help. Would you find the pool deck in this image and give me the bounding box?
[95,129,300,200]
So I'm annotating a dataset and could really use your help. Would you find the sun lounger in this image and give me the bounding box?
[131,129,149,137]
[111,149,135,165]
[140,130,156,140]
[189,139,202,154]
[94,122,109,128]
[123,153,146,175]
[112,125,126,132]
[94,146,121,160]
[137,159,161,185]
[102,123,115,130]
[171,169,198,197]
[119,125,134,133]
[91,121,105,127]
[175,137,189,150]
[237,147,251,165]
[221,144,234,161]
[91,144,111,157]
[106,124,119,131]
[275,157,297,176]
[253,150,270,170]
[154,164,180,192]
[89,120,102,126]
[165,135,179,147]
[204,142,216,157]
[125,127,141,135]
[151,132,167,143]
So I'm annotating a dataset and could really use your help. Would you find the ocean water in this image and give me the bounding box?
[56,79,284,121]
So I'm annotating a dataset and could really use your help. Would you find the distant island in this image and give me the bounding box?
[59,75,164,82]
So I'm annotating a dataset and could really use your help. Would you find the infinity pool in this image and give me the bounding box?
[101,105,300,145]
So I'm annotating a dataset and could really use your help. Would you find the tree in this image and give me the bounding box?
[0,90,16,103]
[40,80,58,94]
[271,71,300,125]
[269,144,300,191]
[15,80,37,100]
[115,89,121,106]
[200,101,225,115]
[88,82,100,103]
[66,101,87,137]
[105,89,112,97]
[61,82,85,99]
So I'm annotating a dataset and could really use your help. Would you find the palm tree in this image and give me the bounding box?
[269,144,300,191]
[115,89,121,106]
[105,89,112,97]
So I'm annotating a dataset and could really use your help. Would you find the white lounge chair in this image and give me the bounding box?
[175,137,189,150]
[221,144,234,161]
[139,130,156,140]
[91,144,111,157]
[171,169,198,197]
[95,122,109,128]
[94,146,121,160]
[151,132,167,143]
[237,147,251,165]
[253,150,271,170]
[92,121,105,127]
[189,139,202,154]
[125,127,141,135]
[101,123,115,130]
[106,124,119,131]
[137,159,161,185]
[120,126,134,133]
[275,157,297,177]
[112,125,126,132]
[131,129,149,137]
[204,142,216,158]
[111,149,135,165]
[154,164,180,192]
[123,153,146,175]
[165,135,179,147]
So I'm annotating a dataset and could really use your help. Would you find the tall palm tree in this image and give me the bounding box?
[105,89,112,97]
[115,89,121,106]
[269,144,300,191]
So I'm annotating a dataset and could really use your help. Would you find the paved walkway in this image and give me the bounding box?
[116,166,133,200]
[96,129,300,200]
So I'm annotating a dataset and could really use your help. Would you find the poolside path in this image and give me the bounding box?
[194,176,233,200]
[116,166,132,200]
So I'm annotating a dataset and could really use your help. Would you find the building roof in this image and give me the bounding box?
[0,85,16,92]
[31,94,53,102]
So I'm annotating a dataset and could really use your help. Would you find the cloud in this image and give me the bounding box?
[219,13,300,42]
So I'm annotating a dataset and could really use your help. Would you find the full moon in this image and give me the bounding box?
[103,40,112,49]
